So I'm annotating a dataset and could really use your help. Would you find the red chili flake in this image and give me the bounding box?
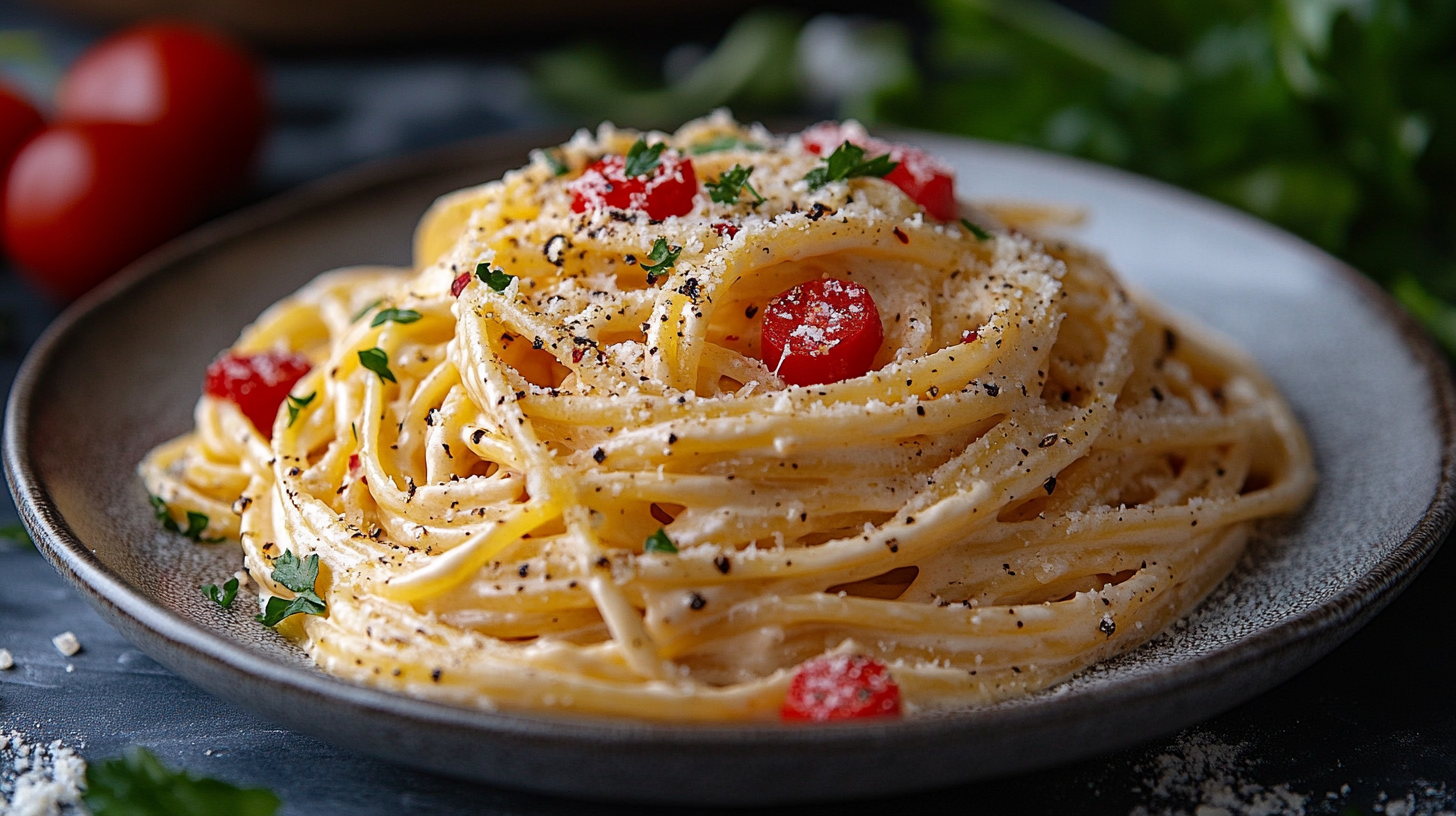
[349,454,360,471]
[204,351,311,440]
[712,222,739,238]
[450,271,471,297]
[571,347,586,364]
[781,654,901,721]
[961,329,979,344]
[892,227,909,244]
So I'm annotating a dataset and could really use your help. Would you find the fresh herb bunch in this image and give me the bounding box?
[878,0,1456,349]
[85,747,280,816]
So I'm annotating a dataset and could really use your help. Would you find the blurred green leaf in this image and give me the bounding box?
[85,747,280,816]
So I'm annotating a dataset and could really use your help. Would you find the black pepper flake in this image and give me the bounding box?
[1039,433,1058,448]
[1151,386,1164,401]
[592,447,606,463]
[1099,617,1116,637]
[713,556,731,574]
[917,405,926,416]
[442,443,452,458]
[431,669,442,682]
[688,593,707,610]
[745,305,758,319]
[543,234,569,266]
[1043,476,1057,495]
[596,556,611,568]
[471,429,485,444]
[984,383,1000,397]
[518,564,529,577]
[668,433,678,444]
[1164,328,1178,353]
[1016,621,1024,629]
[892,226,909,244]
[287,467,301,477]
[532,336,544,350]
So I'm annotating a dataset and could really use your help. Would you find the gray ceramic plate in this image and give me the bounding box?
[6,131,1454,806]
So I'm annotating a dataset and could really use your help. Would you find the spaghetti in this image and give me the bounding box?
[140,113,1314,722]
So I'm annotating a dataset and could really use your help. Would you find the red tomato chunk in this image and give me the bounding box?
[204,351,311,439]
[781,654,901,721]
[761,278,883,387]
[569,151,697,221]
[800,122,958,222]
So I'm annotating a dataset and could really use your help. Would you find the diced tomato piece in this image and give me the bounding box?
[569,150,697,221]
[204,351,311,439]
[800,122,958,222]
[761,278,883,387]
[781,654,901,721]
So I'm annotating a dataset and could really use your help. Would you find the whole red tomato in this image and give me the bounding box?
[56,21,266,205]
[3,122,194,300]
[0,84,43,181]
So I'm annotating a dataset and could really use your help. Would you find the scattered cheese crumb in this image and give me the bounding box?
[51,632,80,657]
[0,649,12,670]
[1,731,88,815]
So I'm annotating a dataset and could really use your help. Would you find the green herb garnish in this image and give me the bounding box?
[803,141,898,190]
[474,263,514,292]
[85,746,281,816]
[255,551,327,627]
[370,308,421,327]
[351,299,383,323]
[640,238,681,284]
[285,392,314,428]
[201,577,239,609]
[623,138,667,177]
[357,348,395,383]
[538,147,569,176]
[148,495,221,543]
[0,522,33,550]
[960,218,992,241]
[706,164,765,206]
[643,527,678,554]
[689,135,764,155]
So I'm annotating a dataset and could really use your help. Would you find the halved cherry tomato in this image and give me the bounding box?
[761,278,883,387]
[781,654,901,721]
[204,351,312,439]
[4,122,195,300]
[0,84,43,180]
[800,122,958,222]
[570,150,698,221]
[56,21,266,206]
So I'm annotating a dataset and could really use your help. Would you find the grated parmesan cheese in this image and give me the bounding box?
[0,731,87,816]
[0,650,12,670]
[49,634,79,658]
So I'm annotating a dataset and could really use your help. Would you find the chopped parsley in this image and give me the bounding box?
[149,495,221,543]
[960,217,992,241]
[357,347,395,383]
[201,577,239,609]
[538,147,569,176]
[85,746,280,816]
[475,263,514,292]
[0,522,33,550]
[285,392,314,428]
[643,527,678,554]
[350,299,383,323]
[689,135,764,155]
[623,138,666,178]
[370,308,422,327]
[803,141,898,190]
[706,164,765,207]
[255,551,327,627]
[640,238,681,284]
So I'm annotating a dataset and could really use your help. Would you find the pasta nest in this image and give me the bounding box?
[141,113,1313,721]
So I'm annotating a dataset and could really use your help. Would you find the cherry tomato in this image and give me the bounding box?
[761,278,884,387]
[0,84,43,180]
[4,122,195,300]
[781,654,901,721]
[570,151,698,221]
[204,351,312,439]
[800,122,959,222]
[56,21,266,205]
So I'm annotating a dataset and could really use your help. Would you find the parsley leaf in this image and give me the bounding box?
[960,218,992,241]
[689,135,764,155]
[623,138,666,177]
[357,347,395,383]
[351,299,383,323]
[475,263,514,292]
[643,527,678,554]
[255,551,327,627]
[149,496,222,543]
[803,141,899,190]
[285,392,315,428]
[640,238,681,284]
[706,164,765,206]
[201,577,239,609]
[537,147,569,176]
[85,746,281,816]
[370,308,422,327]
[0,522,33,550]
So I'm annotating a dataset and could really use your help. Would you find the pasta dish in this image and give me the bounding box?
[140,113,1314,722]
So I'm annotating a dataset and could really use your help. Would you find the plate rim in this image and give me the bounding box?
[6,128,1455,773]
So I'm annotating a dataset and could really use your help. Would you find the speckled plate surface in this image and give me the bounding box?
[6,131,1454,806]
